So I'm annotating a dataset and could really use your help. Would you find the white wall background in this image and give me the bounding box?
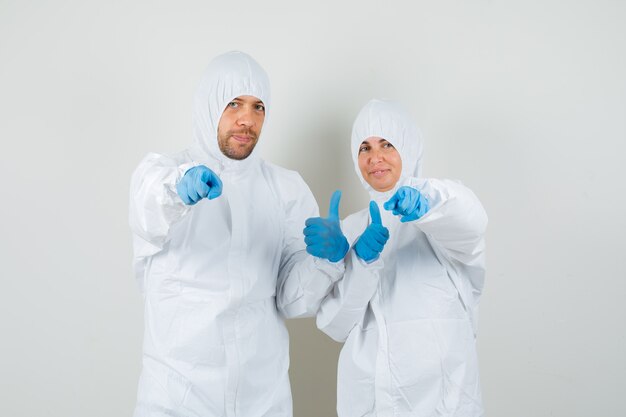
[1,0,624,416]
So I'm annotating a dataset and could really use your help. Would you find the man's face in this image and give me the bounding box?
[217,95,266,160]
[358,136,402,192]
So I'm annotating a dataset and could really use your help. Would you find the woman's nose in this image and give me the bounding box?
[370,150,383,163]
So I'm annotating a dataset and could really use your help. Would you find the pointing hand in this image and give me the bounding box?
[176,165,223,205]
[383,186,429,222]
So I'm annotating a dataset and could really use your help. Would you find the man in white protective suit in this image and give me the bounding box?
[305,99,488,416]
[129,51,344,417]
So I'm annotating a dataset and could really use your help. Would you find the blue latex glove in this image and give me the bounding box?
[383,186,429,222]
[303,190,349,263]
[176,165,223,205]
[354,201,390,262]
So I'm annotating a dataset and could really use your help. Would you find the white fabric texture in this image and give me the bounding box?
[317,99,488,417]
[129,51,343,417]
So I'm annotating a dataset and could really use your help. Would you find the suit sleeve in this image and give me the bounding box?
[316,249,382,342]
[410,178,487,268]
[275,173,345,319]
[129,152,198,259]
[409,178,487,328]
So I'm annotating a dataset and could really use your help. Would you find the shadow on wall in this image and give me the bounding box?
[288,108,369,218]
[287,318,341,417]
[278,93,368,417]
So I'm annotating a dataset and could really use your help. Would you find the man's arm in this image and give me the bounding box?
[274,172,345,319]
[316,250,381,342]
[129,152,198,258]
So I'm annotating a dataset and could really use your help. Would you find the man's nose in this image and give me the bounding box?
[237,107,254,127]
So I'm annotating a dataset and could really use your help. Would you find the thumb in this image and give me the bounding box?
[328,190,342,220]
[369,201,382,225]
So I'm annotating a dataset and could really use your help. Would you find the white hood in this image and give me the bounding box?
[190,51,271,171]
[350,99,424,201]
[320,100,488,417]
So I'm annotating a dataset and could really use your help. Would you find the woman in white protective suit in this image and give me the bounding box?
[316,99,488,416]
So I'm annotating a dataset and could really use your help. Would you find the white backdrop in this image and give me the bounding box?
[1,1,624,416]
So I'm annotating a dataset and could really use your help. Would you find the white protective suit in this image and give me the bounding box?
[317,100,488,417]
[129,51,343,417]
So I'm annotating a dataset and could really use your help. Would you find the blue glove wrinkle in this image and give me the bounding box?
[366,234,384,252]
[196,179,209,199]
[177,166,222,205]
[370,225,390,244]
[176,181,191,205]
[384,186,429,222]
[185,181,198,205]
[397,190,411,212]
[302,190,349,263]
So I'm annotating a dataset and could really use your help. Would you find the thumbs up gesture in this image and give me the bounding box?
[354,201,390,263]
[303,190,349,263]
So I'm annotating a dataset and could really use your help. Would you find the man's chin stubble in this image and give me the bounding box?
[222,144,255,160]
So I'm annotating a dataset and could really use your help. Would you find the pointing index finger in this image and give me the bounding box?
[383,192,399,211]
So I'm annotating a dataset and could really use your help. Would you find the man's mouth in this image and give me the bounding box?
[231,134,253,144]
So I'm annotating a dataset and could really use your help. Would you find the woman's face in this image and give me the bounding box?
[357,136,402,192]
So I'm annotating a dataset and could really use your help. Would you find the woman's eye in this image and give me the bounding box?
[383,142,393,148]
[359,146,369,153]
[256,104,265,111]
[228,102,238,108]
